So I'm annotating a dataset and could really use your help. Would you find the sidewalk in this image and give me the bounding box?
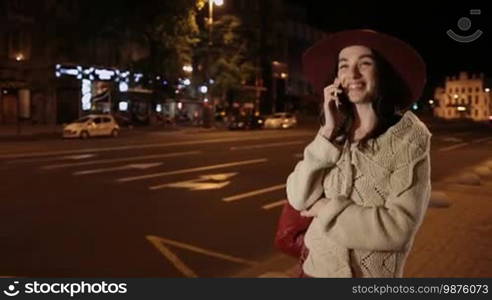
[0,124,63,141]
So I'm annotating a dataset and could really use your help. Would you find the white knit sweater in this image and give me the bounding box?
[286,111,432,277]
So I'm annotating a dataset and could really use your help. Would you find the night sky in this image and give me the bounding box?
[286,1,491,100]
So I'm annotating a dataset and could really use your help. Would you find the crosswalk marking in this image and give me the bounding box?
[117,158,268,183]
[223,184,286,202]
[42,151,200,170]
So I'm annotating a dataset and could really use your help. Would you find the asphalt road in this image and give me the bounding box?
[0,124,490,277]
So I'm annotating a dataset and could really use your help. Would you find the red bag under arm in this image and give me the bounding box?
[274,201,313,258]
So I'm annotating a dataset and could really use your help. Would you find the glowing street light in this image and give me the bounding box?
[199,85,208,94]
[183,65,193,73]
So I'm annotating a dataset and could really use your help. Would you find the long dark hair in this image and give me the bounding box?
[320,49,412,150]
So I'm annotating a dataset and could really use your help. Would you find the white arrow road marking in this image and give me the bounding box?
[223,184,286,202]
[230,140,305,151]
[74,163,163,176]
[42,151,200,170]
[149,172,237,191]
[146,235,258,278]
[262,199,288,210]
[6,154,97,165]
[117,159,267,183]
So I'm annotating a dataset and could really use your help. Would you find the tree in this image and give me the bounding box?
[79,0,201,85]
[194,13,258,105]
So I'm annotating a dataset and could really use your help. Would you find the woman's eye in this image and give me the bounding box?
[360,61,373,66]
[338,65,348,70]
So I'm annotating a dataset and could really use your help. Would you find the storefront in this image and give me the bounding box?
[55,64,165,125]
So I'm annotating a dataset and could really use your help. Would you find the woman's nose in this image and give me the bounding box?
[348,65,362,79]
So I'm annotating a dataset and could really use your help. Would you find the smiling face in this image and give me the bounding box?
[337,45,378,104]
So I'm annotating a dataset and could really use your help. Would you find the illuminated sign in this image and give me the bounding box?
[81,79,92,111]
[94,69,115,80]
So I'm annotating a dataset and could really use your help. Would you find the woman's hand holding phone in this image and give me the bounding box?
[321,78,343,139]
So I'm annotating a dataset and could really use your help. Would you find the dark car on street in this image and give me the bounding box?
[228,115,265,130]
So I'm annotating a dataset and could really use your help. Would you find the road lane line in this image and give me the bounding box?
[147,235,258,267]
[223,184,286,202]
[262,199,287,210]
[74,162,163,176]
[472,137,492,144]
[440,137,464,143]
[7,154,97,165]
[438,143,469,152]
[117,158,267,183]
[42,151,200,170]
[146,236,198,278]
[0,132,313,159]
[230,140,305,151]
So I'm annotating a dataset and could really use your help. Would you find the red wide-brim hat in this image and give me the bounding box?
[303,29,426,109]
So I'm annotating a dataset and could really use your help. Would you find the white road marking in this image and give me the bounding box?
[472,137,492,144]
[146,235,258,278]
[0,132,312,159]
[7,154,97,165]
[223,184,286,202]
[262,199,287,210]
[42,151,200,170]
[438,143,469,152]
[117,159,267,183]
[73,163,163,176]
[149,172,237,191]
[146,236,197,278]
[440,137,463,143]
[230,140,304,151]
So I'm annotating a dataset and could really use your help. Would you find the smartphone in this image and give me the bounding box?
[319,85,350,126]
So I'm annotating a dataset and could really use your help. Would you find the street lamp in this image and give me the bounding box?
[208,0,224,45]
[205,0,224,127]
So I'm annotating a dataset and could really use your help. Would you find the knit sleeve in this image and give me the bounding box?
[286,128,342,211]
[316,148,431,251]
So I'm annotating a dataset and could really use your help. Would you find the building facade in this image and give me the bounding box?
[433,72,491,121]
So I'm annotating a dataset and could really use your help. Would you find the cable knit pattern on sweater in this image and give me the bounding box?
[286,111,432,277]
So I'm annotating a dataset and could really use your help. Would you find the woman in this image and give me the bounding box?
[286,29,432,278]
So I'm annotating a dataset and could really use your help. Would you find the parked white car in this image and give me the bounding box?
[264,113,297,129]
[63,114,120,139]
